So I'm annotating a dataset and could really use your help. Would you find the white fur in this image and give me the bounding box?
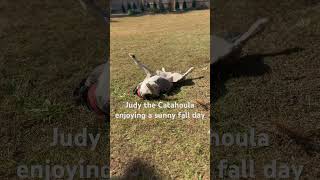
[129,53,194,98]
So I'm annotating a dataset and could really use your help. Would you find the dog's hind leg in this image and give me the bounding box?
[181,67,194,79]
[170,67,195,83]
[233,18,269,48]
[128,53,154,78]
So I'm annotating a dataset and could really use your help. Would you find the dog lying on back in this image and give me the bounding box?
[129,53,194,99]
[73,63,109,116]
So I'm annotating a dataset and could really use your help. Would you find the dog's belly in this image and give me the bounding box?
[142,76,173,95]
[157,71,180,83]
[154,77,173,93]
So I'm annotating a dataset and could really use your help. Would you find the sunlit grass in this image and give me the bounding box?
[110,10,210,179]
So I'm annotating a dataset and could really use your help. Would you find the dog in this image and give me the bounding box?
[211,18,269,65]
[129,53,194,99]
[73,63,109,116]
[73,0,109,116]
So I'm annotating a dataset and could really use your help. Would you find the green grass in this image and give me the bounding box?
[110,10,210,179]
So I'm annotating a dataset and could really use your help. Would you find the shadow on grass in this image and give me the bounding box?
[167,76,204,96]
[115,158,162,180]
[211,47,304,103]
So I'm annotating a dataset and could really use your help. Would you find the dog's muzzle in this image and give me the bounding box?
[133,86,143,99]
[133,85,157,100]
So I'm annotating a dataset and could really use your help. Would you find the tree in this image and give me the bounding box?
[140,3,145,12]
[192,0,196,8]
[153,1,157,9]
[122,3,126,13]
[183,0,187,10]
[159,1,165,12]
[127,2,132,10]
[175,1,180,11]
[133,2,137,10]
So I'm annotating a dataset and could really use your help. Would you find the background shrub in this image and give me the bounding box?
[183,0,187,10]
[133,3,137,10]
[159,2,165,12]
[127,9,139,16]
[121,4,126,13]
[192,0,196,8]
[175,1,180,10]
[140,3,145,12]
[127,2,132,10]
[153,2,157,9]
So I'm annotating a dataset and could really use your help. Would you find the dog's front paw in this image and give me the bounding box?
[128,53,135,58]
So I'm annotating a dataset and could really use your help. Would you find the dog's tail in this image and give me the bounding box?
[128,53,154,77]
[233,18,269,47]
[182,67,194,79]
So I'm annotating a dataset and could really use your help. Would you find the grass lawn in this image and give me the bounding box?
[212,1,320,178]
[1,0,109,179]
[110,10,210,179]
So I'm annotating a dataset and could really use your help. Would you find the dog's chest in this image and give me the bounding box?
[142,76,173,94]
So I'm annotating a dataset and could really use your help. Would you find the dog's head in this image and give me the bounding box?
[133,82,159,100]
[128,53,136,59]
